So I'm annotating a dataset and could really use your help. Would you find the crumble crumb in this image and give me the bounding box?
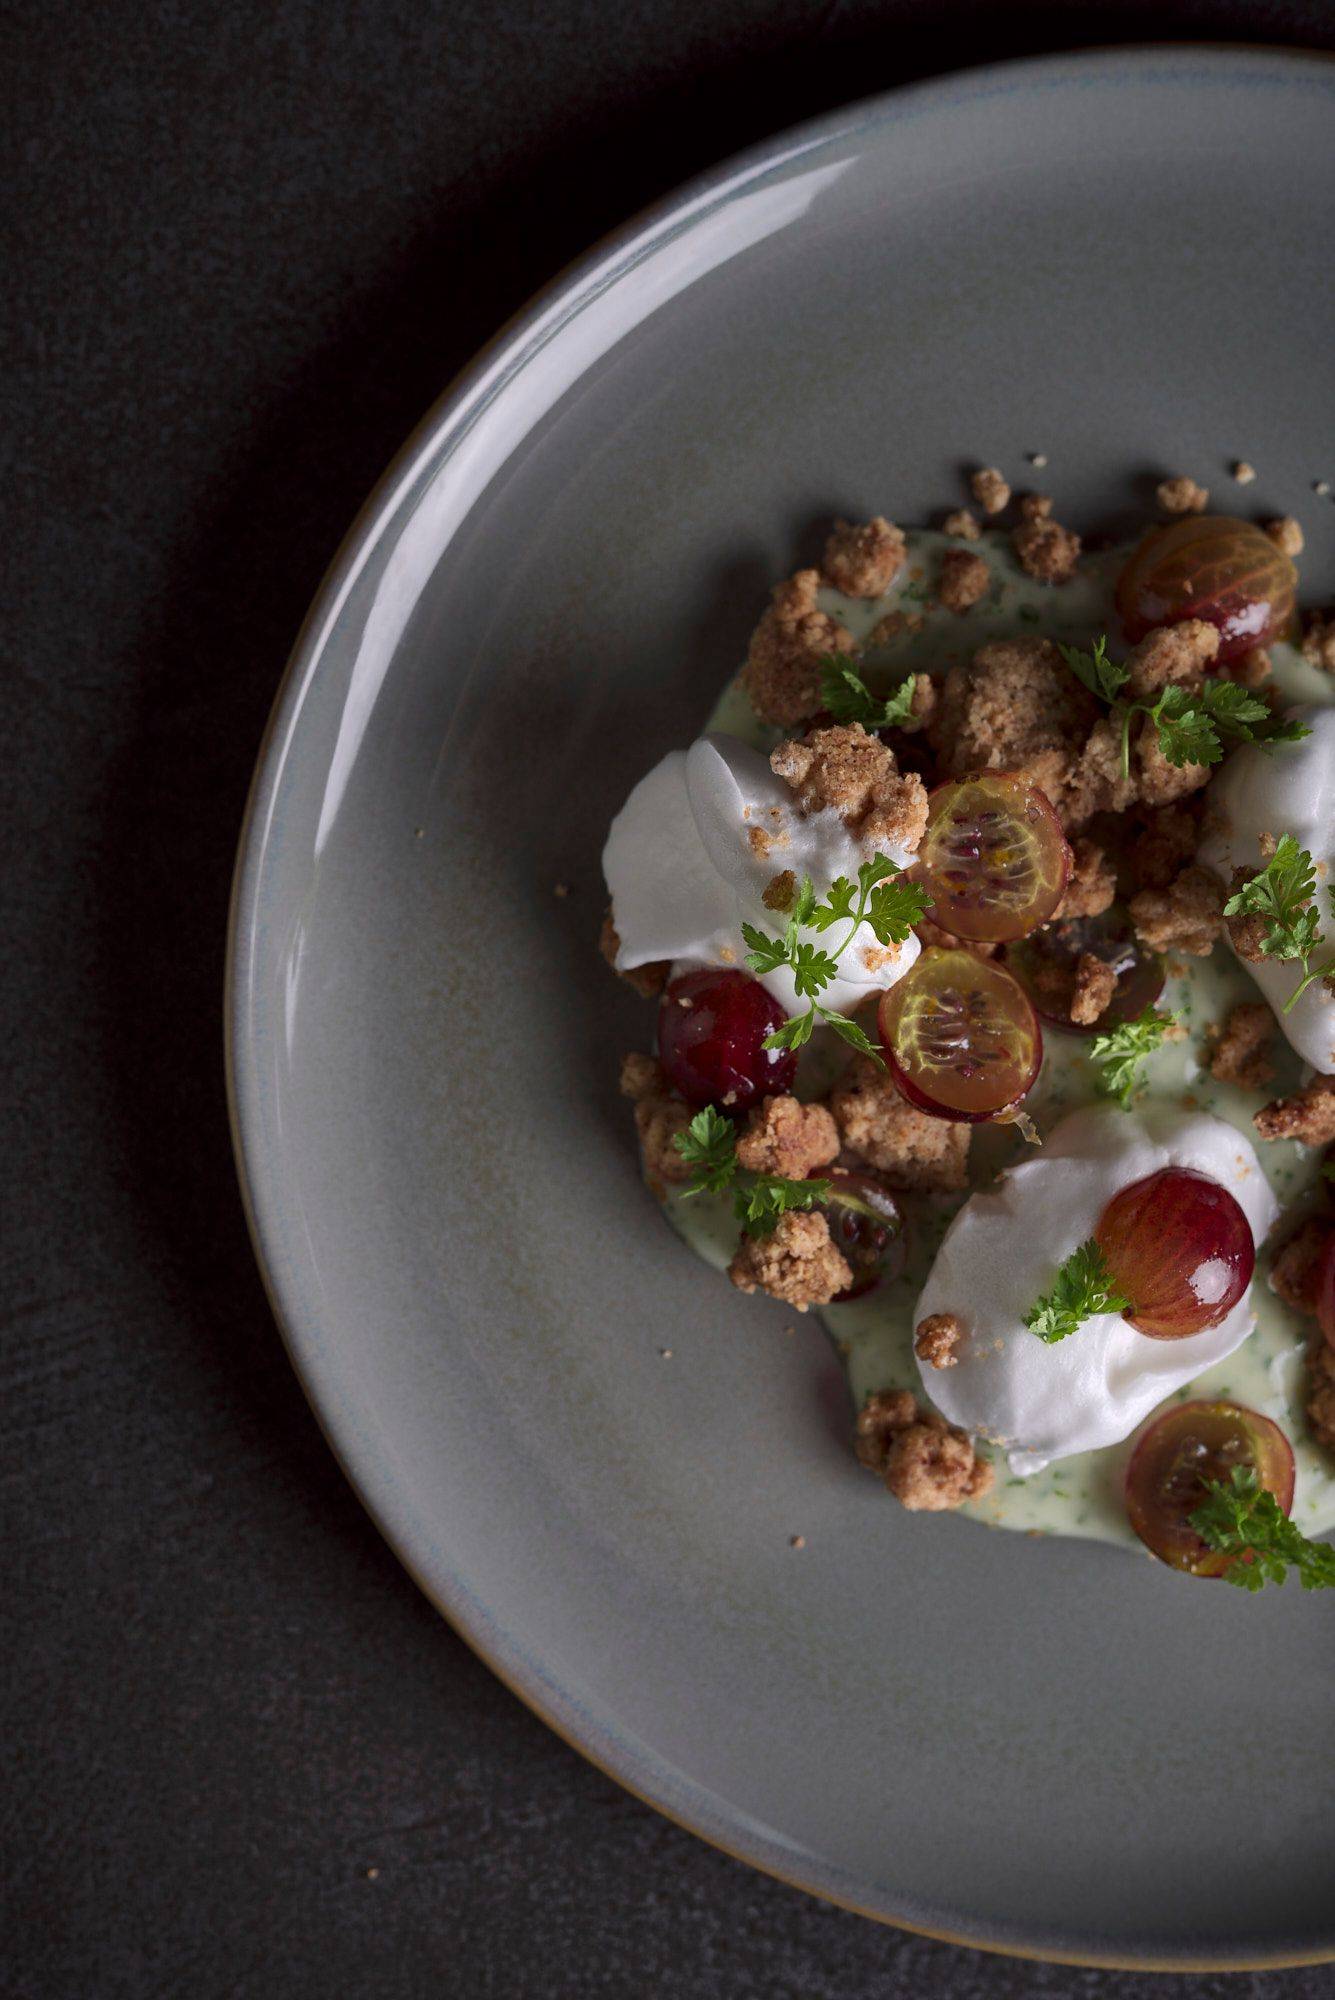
[1128,865,1226,956]
[789,1534,806,1549]
[1027,451,1049,469]
[938,549,990,613]
[1207,1003,1276,1091]
[1301,610,1335,673]
[1264,515,1304,557]
[770,723,928,853]
[1055,836,1117,920]
[1255,1075,1335,1147]
[735,1094,840,1180]
[914,1312,964,1370]
[619,1051,668,1102]
[763,868,797,912]
[929,635,1099,818]
[1017,492,1053,522]
[1130,803,1202,890]
[831,1054,972,1190]
[634,1094,695,1189]
[1070,951,1118,1026]
[1124,619,1219,702]
[854,1389,993,1511]
[970,467,1010,515]
[600,911,669,996]
[1156,475,1209,515]
[743,569,856,727]
[728,1210,852,1311]
[903,670,938,731]
[1269,1214,1334,1316]
[915,914,997,958]
[1224,866,1271,963]
[1232,460,1257,485]
[822,517,906,598]
[1012,515,1081,584]
[1309,1339,1335,1454]
[1132,720,1216,811]
[553,880,570,898]
[1224,646,1272,688]
[942,508,981,541]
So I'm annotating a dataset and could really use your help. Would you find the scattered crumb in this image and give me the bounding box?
[1012,514,1081,584]
[937,548,990,613]
[728,1210,852,1310]
[1300,611,1335,672]
[789,1534,806,1550]
[736,1094,840,1180]
[743,568,856,727]
[1156,475,1209,515]
[1269,1216,1333,1316]
[1255,1075,1335,1147]
[942,507,981,541]
[365,1867,380,1881]
[821,517,906,598]
[1232,460,1256,485]
[1027,451,1048,469]
[659,1346,673,1360]
[1264,515,1304,557]
[915,1312,964,1370]
[600,911,669,996]
[1314,479,1331,498]
[553,880,570,898]
[1207,1002,1276,1091]
[1070,951,1118,1026]
[1055,836,1117,919]
[855,1389,993,1511]
[970,466,1010,515]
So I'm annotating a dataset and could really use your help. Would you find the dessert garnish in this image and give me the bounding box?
[1023,1239,1130,1344]
[1055,634,1308,779]
[1222,835,1335,1011]
[674,1104,831,1236]
[818,657,918,730]
[1192,1467,1335,1591]
[1089,1005,1175,1107]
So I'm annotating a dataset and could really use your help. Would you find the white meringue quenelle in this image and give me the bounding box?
[602,733,921,1014]
[1198,703,1335,1074]
[915,1104,1278,1476]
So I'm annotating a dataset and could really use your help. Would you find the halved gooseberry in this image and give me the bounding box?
[1124,1399,1295,1576]
[1115,515,1298,663]
[1003,905,1165,1035]
[916,774,1071,942]
[816,1168,905,1301]
[877,947,1042,1123]
[1095,1166,1254,1340]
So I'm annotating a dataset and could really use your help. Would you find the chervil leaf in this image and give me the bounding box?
[1190,1467,1335,1592]
[672,1106,738,1194]
[740,923,790,977]
[819,656,918,730]
[866,875,933,944]
[1023,1239,1131,1344]
[1221,838,1331,1003]
[790,874,818,928]
[1148,685,1223,769]
[763,1007,817,1052]
[734,1172,832,1238]
[789,941,840,999]
[1090,1005,1174,1108]
[1199,678,1312,753]
[821,1012,880,1058]
[807,875,857,931]
[1057,636,1130,704]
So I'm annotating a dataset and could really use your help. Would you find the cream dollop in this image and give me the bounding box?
[1199,703,1335,1074]
[915,1105,1278,1475]
[602,734,921,1013]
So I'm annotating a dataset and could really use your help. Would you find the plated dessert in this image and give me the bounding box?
[603,471,1335,1589]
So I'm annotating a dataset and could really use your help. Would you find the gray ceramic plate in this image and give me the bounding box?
[228,49,1335,1969]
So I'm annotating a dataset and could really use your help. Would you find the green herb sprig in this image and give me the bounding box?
[673,1106,831,1238]
[742,859,932,1066]
[1222,836,1335,1012]
[1191,1467,1335,1592]
[1023,1239,1131,1345]
[1056,636,1309,781]
[1090,1006,1176,1108]
[818,656,918,731]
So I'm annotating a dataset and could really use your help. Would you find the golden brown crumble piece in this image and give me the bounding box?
[728,1210,852,1312]
[1070,952,1118,1027]
[1130,803,1202,891]
[1127,865,1226,956]
[1269,1214,1334,1316]
[904,671,938,732]
[1301,611,1335,673]
[1233,460,1257,485]
[600,911,669,997]
[1207,1002,1276,1091]
[619,1051,668,1102]
[1017,492,1053,522]
[915,914,997,958]
[770,723,929,854]
[929,635,1098,817]
[938,549,990,614]
[1055,836,1117,920]
[970,467,1010,515]
[742,569,856,727]
[1012,515,1081,585]
[821,517,906,598]
[1123,619,1220,702]
[831,1054,972,1190]
[914,1312,964,1370]
[1131,720,1216,812]
[942,508,981,541]
[1156,475,1209,515]
[1225,867,1271,964]
[1255,1075,1335,1147]
[1308,1339,1335,1454]
[735,1094,840,1181]
[762,868,797,912]
[633,1094,695,1190]
[1224,646,1272,689]
[1264,515,1304,557]
[854,1390,993,1511]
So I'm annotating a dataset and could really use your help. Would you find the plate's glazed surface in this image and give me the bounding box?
[228,51,1335,1967]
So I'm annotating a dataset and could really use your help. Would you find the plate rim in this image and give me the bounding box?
[225,43,1335,1970]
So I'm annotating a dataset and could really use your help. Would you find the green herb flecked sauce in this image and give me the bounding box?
[663,529,1334,1552]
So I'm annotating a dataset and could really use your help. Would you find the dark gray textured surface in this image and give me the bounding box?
[6,5,1333,1996]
